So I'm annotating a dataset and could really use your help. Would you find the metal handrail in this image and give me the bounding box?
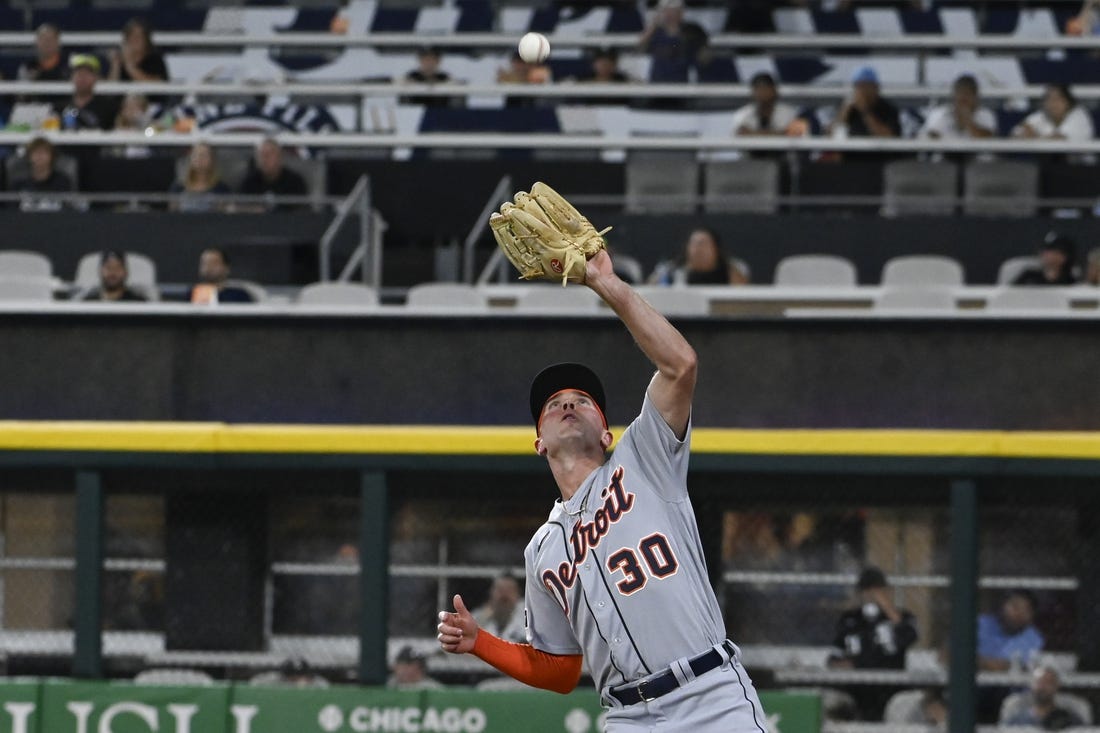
[464,175,511,284]
[318,174,368,282]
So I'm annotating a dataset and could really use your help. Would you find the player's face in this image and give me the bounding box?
[536,390,609,455]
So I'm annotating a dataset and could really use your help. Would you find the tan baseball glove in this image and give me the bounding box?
[489,182,612,286]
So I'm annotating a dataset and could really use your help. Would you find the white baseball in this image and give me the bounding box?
[518,32,550,64]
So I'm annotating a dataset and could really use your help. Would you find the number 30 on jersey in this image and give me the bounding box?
[606,532,679,595]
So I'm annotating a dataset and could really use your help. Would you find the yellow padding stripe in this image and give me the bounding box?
[0,422,1097,460]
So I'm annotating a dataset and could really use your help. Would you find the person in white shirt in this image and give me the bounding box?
[1013,83,1094,141]
[731,72,799,136]
[920,74,996,140]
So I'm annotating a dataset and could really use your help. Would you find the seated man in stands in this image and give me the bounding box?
[979,589,1044,671]
[238,138,309,212]
[10,137,74,212]
[731,72,800,137]
[649,228,749,286]
[190,248,254,304]
[57,54,118,131]
[18,23,68,85]
[919,74,995,140]
[829,567,919,720]
[830,66,900,140]
[386,646,444,691]
[81,251,147,302]
[403,47,451,108]
[1013,232,1078,286]
[1002,665,1085,730]
[471,574,526,644]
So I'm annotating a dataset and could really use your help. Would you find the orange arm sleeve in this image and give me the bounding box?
[471,631,583,694]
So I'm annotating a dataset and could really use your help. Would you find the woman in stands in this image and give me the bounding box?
[1012,84,1094,142]
[169,142,230,213]
[108,18,167,83]
[649,227,749,286]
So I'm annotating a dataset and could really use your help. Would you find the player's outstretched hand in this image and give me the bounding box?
[437,594,479,655]
[584,249,615,287]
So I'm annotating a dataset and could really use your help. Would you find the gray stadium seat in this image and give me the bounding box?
[513,286,602,313]
[634,287,710,317]
[625,154,699,214]
[997,256,1041,285]
[963,160,1039,218]
[881,255,965,287]
[0,250,52,280]
[703,160,780,214]
[774,255,857,287]
[883,689,928,724]
[0,279,54,301]
[882,160,957,217]
[986,288,1071,311]
[296,282,378,306]
[875,288,956,311]
[1000,690,1092,726]
[224,279,269,304]
[134,669,215,686]
[406,283,487,309]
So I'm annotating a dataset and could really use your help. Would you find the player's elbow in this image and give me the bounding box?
[547,665,583,694]
[666,346,697,386]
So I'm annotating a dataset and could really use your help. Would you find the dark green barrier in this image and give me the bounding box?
[0,680,820,733]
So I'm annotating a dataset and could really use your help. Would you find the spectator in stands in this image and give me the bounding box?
[584,48,630,84]
[386,646,444,691]
[403,47,451,108]
[169,143,231,213]
[639,0,708,84]
[649,228,749,286]
[828,567,919,720]
[81,251,147,302]
[1087,248,1100,285]
[238,138,308,212]
[731,72,800,137]
[250,658,329,688]
[1003,665,1085,730]
[107,94,153,159]
[190,248,255,304]
[10,136,74,211]
[57,54,118,131]
[17,24,68,84]
[1065,0,1100,36]
[978,589,1044,671]
[831,66,901,140]
[919,74,996,140]
[108,18,168,83]
[918,688,950,727]
[471,574,526,644]
[1013,84,1094,143]
[1013,232,1078,286]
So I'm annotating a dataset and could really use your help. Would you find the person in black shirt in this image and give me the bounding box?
[403,47,451,107]
[18,24,68,84]
[81,251,148,302]
[190,248,254,304]
[11,136,74,211]
[828,566,919,720]
[832,66,901,139]
[108,18,168,83]
[238,138,309,211]
[1014,232,1078,286]
[57,54,119,130]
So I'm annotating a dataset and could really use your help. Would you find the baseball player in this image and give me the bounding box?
[437,187,767,730]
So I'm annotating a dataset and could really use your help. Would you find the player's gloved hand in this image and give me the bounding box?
[490,182,611,287]
[437,594,479,654]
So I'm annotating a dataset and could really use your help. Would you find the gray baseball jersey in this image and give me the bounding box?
[523,392,725,692]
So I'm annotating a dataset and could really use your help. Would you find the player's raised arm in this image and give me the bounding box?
[584,250,697,438]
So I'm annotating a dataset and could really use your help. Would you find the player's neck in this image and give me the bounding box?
[547,453,603,502]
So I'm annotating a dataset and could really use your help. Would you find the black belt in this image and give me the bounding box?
[608,640,737,707]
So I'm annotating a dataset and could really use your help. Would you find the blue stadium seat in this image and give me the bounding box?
[419,108,561,134]
[548,58,591,82]
[812,10,859,34]
[1020,58,1100,85]
[982,9,1019,34]
[529,6,558,33]
[608,6,644,33]
[282,9,338,33]
[774,56,831,84]
[33,8,134,32]
[994,109,1029,138]
[371,7,417,33]
[456,0,493,33]
[697,56,738,84]
[900,10,943,35]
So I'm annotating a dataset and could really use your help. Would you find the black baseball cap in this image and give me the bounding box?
[1040,231,1075,258]
[530,362,607,430]
[857,566,888,590]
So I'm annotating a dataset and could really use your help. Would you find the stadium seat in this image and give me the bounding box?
[513,286,602,314]
[0,251,52,280]
[963,160,1039,218]
[881,256,965,287]
[74,251,159,301]
[625,154,699,214]
[134,669,215,686]
[224,279,269,304]
[882,160,957,217]
[875,288,956,311]
[296,282,378,306]
[405,282,487,309]
[702,160,780,215]
[774,255,857,287]
[884,689,928,723]
[0,279,54,302]
[986,288,1071,312]
[634,287,710,317]
[996,256,1041,285]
